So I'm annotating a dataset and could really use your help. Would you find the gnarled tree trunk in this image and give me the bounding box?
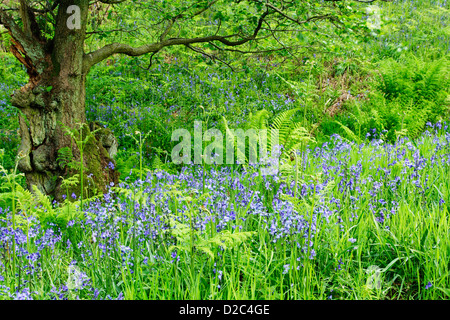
[4,0,118,201]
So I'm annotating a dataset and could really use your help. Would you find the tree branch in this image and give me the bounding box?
[29,0,60,14]
[83,9,270,73]
[185,43,235,71]
[0,8,45,72]
[96,0,127,4]
[19,0,42,40]
[209,41,310,54]
[159,17,176,42]
[252,0,336,26]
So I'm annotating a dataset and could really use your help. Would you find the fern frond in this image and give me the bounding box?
[151,155,164,170]
[334,120,361,144]
[31,185,56,217]
[248,109,271,130]
[57,147,73,169]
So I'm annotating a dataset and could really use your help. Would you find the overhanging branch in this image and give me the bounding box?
[83,9,270,73]
[96,0,128,4]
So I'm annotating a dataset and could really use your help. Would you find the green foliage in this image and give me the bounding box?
[62,123,100,208]
[335,119,363,144]
[150,153,172,172]
[127,130,152,183]
[0,169,79,230]
[115,149,139,179]
[0,53,26,171]
[378,55,449,107]
[269,109,316,158]
[372,54,449,140]
[321,53,449,143]
[333,59,361,77]
[60,174,80,198]
[220,108,315,168]
[30,185,79,230]
[167,215,255,260]
[56,147,75,170]
[247,109,271,132]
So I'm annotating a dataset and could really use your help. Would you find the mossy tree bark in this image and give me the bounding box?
[2,0,118,201]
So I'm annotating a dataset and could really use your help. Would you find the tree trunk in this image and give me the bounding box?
[12,76,119,202]
[9,0,118,201]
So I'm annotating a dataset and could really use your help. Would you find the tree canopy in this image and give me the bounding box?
[1,0,377,75]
